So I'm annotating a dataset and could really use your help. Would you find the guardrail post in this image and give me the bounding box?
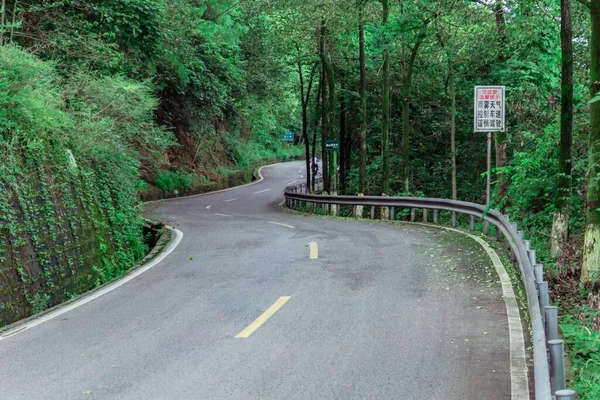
[469,215,474,231]
[370,206,375,219]
[528,250,536,266]
[545,306,559,341]
[495,226,502,241]
[390,207,395,220]
[423,209,428,223]
[433,209,438,224]
[410,209,416,222]
[534,264,544,289]
[539,281,549,324]
[555,389,576,399]
[483,220,489,235]
[548,339,566,393]
[451,211,456,227]
[523,239,531,251]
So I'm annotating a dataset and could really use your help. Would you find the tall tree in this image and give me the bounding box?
[578,0,600,281]
[297,58,317,190]
[320,18,337,195]
[381,0,391,195]
[552,0,574,258]
[358,1,367,211]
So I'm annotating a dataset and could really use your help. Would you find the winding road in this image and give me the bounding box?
[0,161,523,399]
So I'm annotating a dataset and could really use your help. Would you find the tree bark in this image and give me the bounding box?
[493,0,509,204]
[582,1,600,281]
[0,0,6,45]
[319,21,330,193]
[449,62,457,201]
[298,61,311,189]
[312,81,322,191]
[401,36,425,193]
[358,2,367,203]
[552,0,574,258]
[320,69,329,192]
[298,60,317,190]
[9,0,16,44]
[381,0,390,196]
[320,21,336,197]
[339,77,347,192]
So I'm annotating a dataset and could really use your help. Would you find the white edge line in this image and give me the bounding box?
[215,213,233,218]
[411,222,530,399]
[0,226,184,341]
[224,198,238,202]
[144,161,296,205]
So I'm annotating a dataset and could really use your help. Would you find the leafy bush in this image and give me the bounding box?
[561,316,600,400]
[155,169,194,192]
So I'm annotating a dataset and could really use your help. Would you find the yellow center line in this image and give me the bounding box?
[235,296,291,339]
[268,221,295,229]
[309,242,318,259]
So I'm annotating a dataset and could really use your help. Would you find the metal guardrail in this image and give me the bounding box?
[284,182,576,400]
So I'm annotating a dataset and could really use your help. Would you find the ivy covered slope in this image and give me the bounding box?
[0,0,301,326]
[0,47,163,325]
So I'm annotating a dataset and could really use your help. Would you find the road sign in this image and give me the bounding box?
[282,131,294,141]
[474,86,505,132]
[325,140,339,151]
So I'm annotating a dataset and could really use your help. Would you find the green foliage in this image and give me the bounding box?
[155,169,193,192]
[0,45,170,325]
[561,316,600,399]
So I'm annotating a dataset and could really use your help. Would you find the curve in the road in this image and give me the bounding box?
[0,161,527,400]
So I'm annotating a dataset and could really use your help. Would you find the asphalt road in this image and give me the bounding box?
[0,161,514,399]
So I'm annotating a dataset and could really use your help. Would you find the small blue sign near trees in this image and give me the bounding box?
[282,131,294,141]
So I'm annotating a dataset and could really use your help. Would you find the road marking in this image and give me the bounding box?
[287,181,296,185]
[215,213,233,218]
[411,222,529,399]
[254,188,271,194]
[205,205,212,210]
[236,296,290,338]
[269,221,295,229]
[309,242,318,259]
[224,198,238,203]
[0,225,184,341]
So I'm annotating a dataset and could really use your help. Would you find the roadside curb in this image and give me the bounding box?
[0,223,183,341]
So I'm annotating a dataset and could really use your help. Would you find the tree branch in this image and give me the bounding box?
[575,0,591,9]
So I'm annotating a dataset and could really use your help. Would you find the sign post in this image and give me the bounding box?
[474,86,505,234]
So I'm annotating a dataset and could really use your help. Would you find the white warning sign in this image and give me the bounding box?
[474,86,505,132]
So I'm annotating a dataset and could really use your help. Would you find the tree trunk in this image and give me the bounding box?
[320,24,336,198]
[298,62,311,189]
[9,0,17,44]
[552,0,574,258]
[340,76,347,192]
[319,21,330,193]
[493,0,509,205]
[582,2,600,281]
[357,2,367,217]
[0,0,6,45]
[401,37,424,194]
[381,0,390,196]
[312,82,322,192]
[321,69,329,192]
[449,63,457,201]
